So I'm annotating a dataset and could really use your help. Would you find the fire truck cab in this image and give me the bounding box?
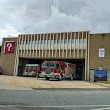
[23,64,40,77]
[40,61,76,80]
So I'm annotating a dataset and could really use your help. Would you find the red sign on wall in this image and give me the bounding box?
[4,41,15,53]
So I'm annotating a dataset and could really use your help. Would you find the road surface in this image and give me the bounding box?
[0,89,110,110]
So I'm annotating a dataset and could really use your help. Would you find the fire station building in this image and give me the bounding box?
[0,31,110,81]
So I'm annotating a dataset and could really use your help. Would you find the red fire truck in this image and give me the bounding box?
[40,61,76,80]
[23,64,40,77]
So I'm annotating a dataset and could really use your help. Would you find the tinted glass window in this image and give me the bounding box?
[56,64,59,69]
[61,65,65,69]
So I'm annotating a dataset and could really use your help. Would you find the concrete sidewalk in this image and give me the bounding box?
[0,75,32,90]
[0,75,108,90]
[94,82,110,88]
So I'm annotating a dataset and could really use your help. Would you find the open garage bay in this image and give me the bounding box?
[18,58,85,80]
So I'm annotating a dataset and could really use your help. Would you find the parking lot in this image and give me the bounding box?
[0,75,108,89]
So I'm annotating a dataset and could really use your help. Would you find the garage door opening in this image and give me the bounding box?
[18,58,85,80]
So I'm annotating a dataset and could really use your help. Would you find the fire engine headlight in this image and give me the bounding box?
[41,71,46,74]
[51,72,54,75]
[31,71,34,73]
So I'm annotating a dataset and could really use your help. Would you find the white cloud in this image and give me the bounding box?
[0,0,110,45]
[0,25,19,45]
[20,0,90,33]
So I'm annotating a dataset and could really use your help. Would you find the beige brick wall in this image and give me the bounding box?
[0,55,1,65]
[0,38,17,75]
[90,33,110,71]
[1,32,110,79]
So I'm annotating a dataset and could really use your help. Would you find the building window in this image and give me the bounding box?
[25,41,28,45]
[79,39,82,43]
[48,40,50,44]
[36,40,38,44]
[68,39,71,43]
[38,40,41,44]
[28,41,31,45]
[56,64,60,69]
[61,39,64,43]
[41,40,44,44]
[61,65,65,69]
[76,39,79,43]
[20,41,23,44]
[51,40,54,44]
[54,39,58,44]
[44,40,47,44]
[72,39,74,43]
[58,40,60,44]
[25,40,27,44]
[23,41,26,45]
[83,38,86,43]
[64,39,67,43]
[32,41,34,44]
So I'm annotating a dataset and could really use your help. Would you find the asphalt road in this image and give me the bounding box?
[0,89,110,110]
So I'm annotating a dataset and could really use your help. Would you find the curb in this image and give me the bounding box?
[32,88,110,90]
[89,81,110,88]
[95,83,110,88]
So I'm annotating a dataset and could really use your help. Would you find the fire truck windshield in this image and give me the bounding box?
[49,64,56,68]
[25,66,29,69]
[25,66,36,69]
[42,63,56,68]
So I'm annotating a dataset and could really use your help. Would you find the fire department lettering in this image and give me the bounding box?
[4,41,15,53]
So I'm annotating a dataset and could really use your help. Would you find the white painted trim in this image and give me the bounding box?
[26,35,29,58]
[52,33,54,58]
[33,34,35,57]
[36,34,38,57]
[77,32,79,58]
[29,34,32,57]
[1,105,110,108]
[74,32,76,58]
[59,33,61,58]
[14,35,20,76]
[45,34,48,58]
[42,34,45,58]
[55,33,58,58]
[3,41,6,53]
[24,35,26,57]
[14,37,19,76]
[66,32,68,58]
[87,32,90,81]
[21,35,23,57]
[4,41,15,42]
[39,34,41,57]
[62,33,65,58]
[70,32,72,58]
[81,32,84,58]
[49,33,51,57]
[85,31,88,81]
